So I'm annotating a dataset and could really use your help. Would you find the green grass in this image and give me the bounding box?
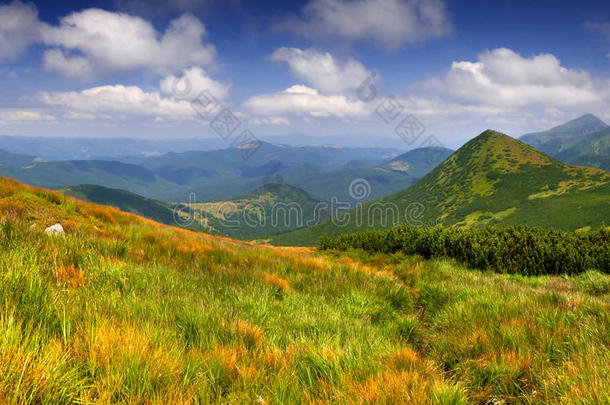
[1,176,609,403]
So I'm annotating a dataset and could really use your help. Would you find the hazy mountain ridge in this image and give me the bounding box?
[0,142,456,203]
[519,114,610,171]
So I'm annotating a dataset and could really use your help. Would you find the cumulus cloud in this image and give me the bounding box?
[416,48,602,111]
[244,84,368,118]
[36,85,197,120]
[270,47,373,94]
[278,0,451,49]
[160,66,230,100]
[0,1,40,62]
[0,109,55,124]
[39,10,216,79]
[43,49,94,80]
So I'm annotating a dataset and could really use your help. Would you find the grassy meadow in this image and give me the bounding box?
[1,176,609,404]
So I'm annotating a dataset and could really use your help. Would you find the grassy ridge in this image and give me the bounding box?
[319,225,610,275]
[1,176,609,403]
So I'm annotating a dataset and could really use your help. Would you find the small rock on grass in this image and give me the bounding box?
[44,223,64,236]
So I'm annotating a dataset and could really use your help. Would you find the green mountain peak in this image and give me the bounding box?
[272,129,610,246]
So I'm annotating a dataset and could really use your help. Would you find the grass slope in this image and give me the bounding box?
[273,130,610,246]
[0,176,609,403]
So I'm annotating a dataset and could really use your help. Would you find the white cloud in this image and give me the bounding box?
[43,49,95,80]
[278,0,451,49]
[244,84,368,118]
[0,1,40,62]
[0,109,56,124]
[160,66,230,100]
[417,48,602,110]
[39,10,216,79]
[62,111,113,120]
[270,47,372,94]
[249,116,291,126]
[36,85,196,120]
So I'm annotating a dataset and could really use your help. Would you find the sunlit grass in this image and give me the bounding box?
[0,176,609,403]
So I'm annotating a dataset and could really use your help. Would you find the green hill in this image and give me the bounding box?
[272,130,610,246]
[520,114,610,171]
[174,182,330,239]
[554,127,610,171]
[59,184,179,227]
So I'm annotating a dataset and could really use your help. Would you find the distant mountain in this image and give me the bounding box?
[261,133,416,149]
[0,159,178,198]
[520,114,608,153]
[173,182,330,239]
[294,146,453,203]
[135,141,404,201]
[519,114,610,170]
[0,149,41,167]
[0,136,231,161]
[0,141,405,202]
[273,130,610,246]
[553,127,610,171]
[0,134,408,161]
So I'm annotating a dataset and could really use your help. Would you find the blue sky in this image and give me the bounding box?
[1,0,610,149]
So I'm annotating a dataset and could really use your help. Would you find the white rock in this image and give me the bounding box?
[44,223,64,236]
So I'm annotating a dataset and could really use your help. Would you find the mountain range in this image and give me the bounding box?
[519,113,610,171]
[273,129,610,245]
[2,113,610,245]
[0,142,450,203]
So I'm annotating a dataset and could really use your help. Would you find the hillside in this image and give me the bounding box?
[174,182,330,239]
[58,184,179,227]
[273,130,610,246]
[0,176,609,403]
[519,114,610,171]
[554,127,610,171]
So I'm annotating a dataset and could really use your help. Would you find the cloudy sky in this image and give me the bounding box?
[1,0,610,148]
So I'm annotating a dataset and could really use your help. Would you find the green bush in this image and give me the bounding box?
[319,226,610,275]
